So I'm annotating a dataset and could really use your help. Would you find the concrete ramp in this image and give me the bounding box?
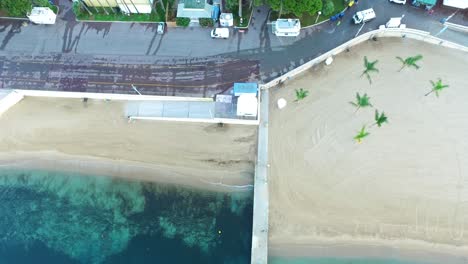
[0,90,24,117]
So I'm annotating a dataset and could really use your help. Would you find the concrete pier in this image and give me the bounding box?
[250,88,269,264]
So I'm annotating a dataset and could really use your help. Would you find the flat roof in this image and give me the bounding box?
[233,83,258,95]
[443,0,468,8]
[182,0,206,9]
[276,19,300,29]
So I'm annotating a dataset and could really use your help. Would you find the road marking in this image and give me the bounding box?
[355,22,366,38]
[435,26,448,37]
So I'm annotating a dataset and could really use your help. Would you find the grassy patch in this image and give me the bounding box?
[77,10,164,22]
[269,0,346,27]
[199,17,214,27]
[229,5,251,27]
[74,2,168,22]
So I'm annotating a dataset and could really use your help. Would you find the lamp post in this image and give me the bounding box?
[315,11,322,24]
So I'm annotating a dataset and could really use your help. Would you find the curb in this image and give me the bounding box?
[301,17,330,29]
[301,6,348,29]
[0,16,28,20]
[444,21,468,33]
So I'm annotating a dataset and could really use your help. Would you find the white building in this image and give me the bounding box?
[273,19,301,37]
[443,0,468,8]
[220,13,233,27]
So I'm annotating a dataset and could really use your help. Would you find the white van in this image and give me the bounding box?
[353,8,376,24]
[211,28,229,39]
[27,7,57,25]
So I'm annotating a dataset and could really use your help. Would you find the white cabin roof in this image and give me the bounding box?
[443,0,468,8]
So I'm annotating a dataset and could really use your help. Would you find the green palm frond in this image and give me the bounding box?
[374,110,388,127]
[361,56,379,84]
[354,126,370,143]
[349,93,372,112]
[425,79,449,97]
[397,55,423,71]
[295,88,309,102]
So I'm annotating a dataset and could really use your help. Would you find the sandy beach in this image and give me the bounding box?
[268,38,468,261]
[0,97,257,191]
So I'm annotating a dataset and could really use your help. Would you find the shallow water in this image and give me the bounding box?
[0,169,253,263]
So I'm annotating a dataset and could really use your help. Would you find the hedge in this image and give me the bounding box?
[199,18,214,27]
[176,17,190,27]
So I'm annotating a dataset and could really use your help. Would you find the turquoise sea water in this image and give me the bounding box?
[0,169,253,263]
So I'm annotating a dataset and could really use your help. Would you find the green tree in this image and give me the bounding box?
[267,0,282,12]
[225,0,238,11]
[425,79,449,97]
[295,88,309,102]
[33,0,49,6]
[354,126,370,143]
[0,0,32,17]
[269,0,322,16]
[349,92,372,112]
[396,54,423,72]
[321,0,334,16]
[373,110,388,127]
[361,56,379,84]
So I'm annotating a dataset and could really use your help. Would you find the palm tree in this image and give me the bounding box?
[354,126,370,143]
[295,88,309,102]
[349,93,372,112]
[425,79,449,97]
[361,56,379,84]
[373,110,388,127]
[396,55,423,72]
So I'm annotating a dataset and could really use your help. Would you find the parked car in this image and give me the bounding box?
[157,22,165,34]
[211,28,229,39]
[352,8,376,24]
[389,0,407,4]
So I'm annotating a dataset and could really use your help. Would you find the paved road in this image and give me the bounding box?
[0,0,466,97]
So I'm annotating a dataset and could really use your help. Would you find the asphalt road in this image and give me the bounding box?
[0,0,466,97]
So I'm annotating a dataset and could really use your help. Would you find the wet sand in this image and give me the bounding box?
[268,38,468,260]
[0,97,257,191]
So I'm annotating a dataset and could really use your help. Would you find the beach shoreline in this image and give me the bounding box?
[0,151,254,192]
[0,97,257,193]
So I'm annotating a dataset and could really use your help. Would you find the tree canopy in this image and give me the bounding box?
[269,0,323,17]
[0,0,32,17]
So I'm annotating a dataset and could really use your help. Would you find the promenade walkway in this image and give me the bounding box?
[250,88,269,264]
